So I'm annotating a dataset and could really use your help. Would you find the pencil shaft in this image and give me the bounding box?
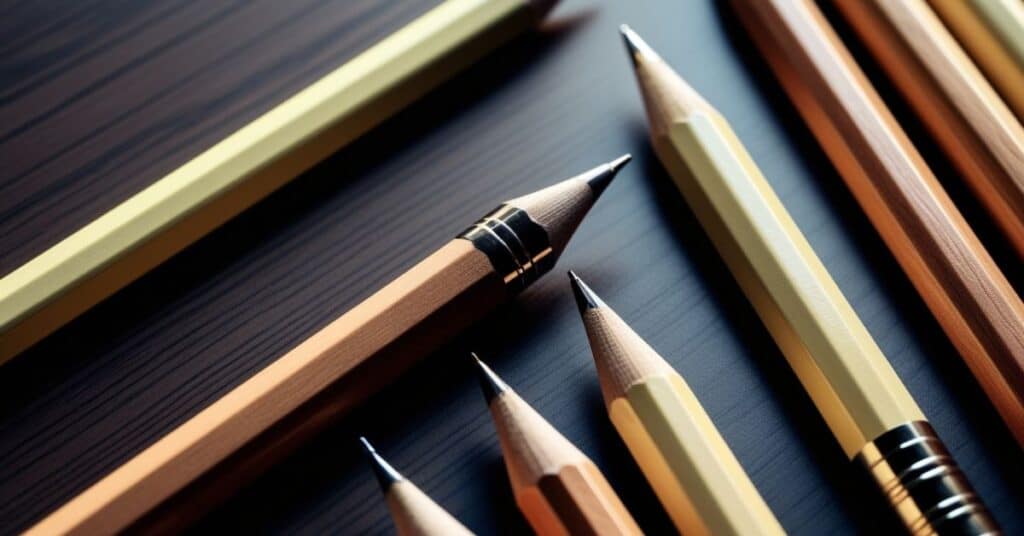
[928,0,1024,121]
[0,0,546,363]
[735,0,1024,448]
[831,0,1024,259]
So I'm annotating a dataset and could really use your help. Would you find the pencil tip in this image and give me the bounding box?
[587,153,631,197]
[620,24,657,65]
[359,436,403,491]
[470,352,509,403]
[568,271,606,314]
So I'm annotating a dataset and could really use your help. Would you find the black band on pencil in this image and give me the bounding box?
[855,421,1000,535]
[458,204,553,292]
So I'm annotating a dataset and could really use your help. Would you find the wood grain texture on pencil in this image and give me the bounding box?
[830,0,1024,260]
[570,273,783,536]
[473,355,642,536]
[732,0,1024,448]
[0,0,558,364]
[928,0,1024,122]
[26,159,627,536]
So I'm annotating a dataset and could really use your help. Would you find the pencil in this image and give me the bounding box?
[0,0,561,364]
[569,272,783,536]
[620,26,998,534]
[360,437,474,536]
[26,156,628,535]
[732,0,1024,450]
[929,0,1024,122]
[472,353,642,536]
[831,0,1024,259]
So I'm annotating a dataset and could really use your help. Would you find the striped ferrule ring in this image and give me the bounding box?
[855,421,1000,535]
[457,204,554,293]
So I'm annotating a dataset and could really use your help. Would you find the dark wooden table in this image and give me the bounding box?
[1,0,1021,533]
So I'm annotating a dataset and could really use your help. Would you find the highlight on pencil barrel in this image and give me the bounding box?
[472,353,643,536]
[620,24,999,535]
[569,271,784,536]
[360,437,474,536]
[0,0,562,364]
[25,157,629,536]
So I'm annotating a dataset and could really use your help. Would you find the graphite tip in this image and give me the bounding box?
[588,153,632,197]
[359,436,404,491]
[568,270,607,314]
[470,352,510,403]
[620,24,659,65]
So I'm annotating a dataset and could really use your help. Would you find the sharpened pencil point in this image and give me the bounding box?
[568,271,606,314]
[620,25,658,65]
[588,154,631,197]
[359,436,403,491]
[471,352,509,403]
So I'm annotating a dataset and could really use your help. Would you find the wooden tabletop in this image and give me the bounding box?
[1,0,1021,533]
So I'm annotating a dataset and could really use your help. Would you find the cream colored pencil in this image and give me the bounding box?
[621,26,998,534]
[569,272,783,536]
[929,0,1024,121]
[360,437,474,536]
[473,354,642,536]
[0,0,559,363]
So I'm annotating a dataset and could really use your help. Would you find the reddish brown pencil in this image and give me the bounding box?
[731,0,1024,447]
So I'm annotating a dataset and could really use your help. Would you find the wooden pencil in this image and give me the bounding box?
[360,437,474,536]
[569,272,783,536]
[25,157,628,536]
[830,0,1024,260]
[929,0,1024,122]
[0,0,560,364]
[472,354,642,536]
[731,0,1024,449]
[620,25,999,534]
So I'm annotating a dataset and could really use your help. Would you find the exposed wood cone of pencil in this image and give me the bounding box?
[569,271,784,536]
[471,353,642,536]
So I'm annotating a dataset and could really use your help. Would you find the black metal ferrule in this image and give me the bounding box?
[855,421,1000,535]
[457,204,554,293]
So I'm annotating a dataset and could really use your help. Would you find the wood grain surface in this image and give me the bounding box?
[1,0,1022,534]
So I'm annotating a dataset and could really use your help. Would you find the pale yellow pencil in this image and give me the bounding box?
[0,0,558,363]
[569,271,783,536]
[621,25,998,534]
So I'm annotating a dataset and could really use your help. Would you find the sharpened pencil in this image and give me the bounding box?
[360,437,474,536]
[570,271,783,536]
[472,353,642,536]
[621,25,999,534]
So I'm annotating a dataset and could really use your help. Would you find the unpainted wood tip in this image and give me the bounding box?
[359,436,404,491]
[620,24,660,66]
[471,353,510,404]
[567,271,607,314]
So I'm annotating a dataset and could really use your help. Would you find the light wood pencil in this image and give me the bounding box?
[831,0,1024,259]
[569,272,784,536]
[360,437,474,536]
[0,0,560,364]
[472,354,642,536]
[25,157,629,536]
[621,25,998,534]
[732,0,1024,451]
[929,0,1024,122]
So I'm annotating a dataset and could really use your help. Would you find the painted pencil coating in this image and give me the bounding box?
[622,25,999,534]
[474,355,642,536]
[572,274,783,536]
[0,0,556,363]
[734,0,1024,450]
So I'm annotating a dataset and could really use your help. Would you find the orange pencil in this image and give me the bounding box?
[472,354,642,536]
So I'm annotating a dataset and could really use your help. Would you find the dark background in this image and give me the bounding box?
[1,0,1021,533]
